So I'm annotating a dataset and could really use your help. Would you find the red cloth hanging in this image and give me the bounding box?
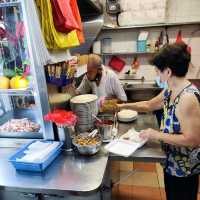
[50,0,80,33]
[70,0,85,44]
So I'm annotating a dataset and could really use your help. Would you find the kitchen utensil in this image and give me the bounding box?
[92,114,103,123]
[112,112,118,138]
[96,119,113,142]
[88,129,98,138]
[57,126,73,151]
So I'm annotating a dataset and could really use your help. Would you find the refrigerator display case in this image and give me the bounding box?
[0,0,54,146]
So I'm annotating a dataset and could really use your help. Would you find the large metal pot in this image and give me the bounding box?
[70,94,98,133]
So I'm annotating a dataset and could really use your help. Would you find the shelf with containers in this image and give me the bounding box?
[96,29,160,69]
[0,0,54,145]
[97,22,200,72]
[101,52,155,56]
[102,21,200,30]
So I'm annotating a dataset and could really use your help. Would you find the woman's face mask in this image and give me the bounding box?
[155,68,169,89]
[155,76,168,89]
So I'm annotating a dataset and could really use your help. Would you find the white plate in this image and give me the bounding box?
[117,110,138,122]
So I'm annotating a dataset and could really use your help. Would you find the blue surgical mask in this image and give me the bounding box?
[155,76,168,89]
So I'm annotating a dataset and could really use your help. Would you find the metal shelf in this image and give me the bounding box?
[0,1,20,8]
[102,21,200,30]
[0,88,33,96]
[101,52,155,56]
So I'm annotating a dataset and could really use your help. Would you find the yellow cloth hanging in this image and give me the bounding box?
[36,0,80,49]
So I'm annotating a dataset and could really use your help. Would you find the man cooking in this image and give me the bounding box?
[76,54,127,102]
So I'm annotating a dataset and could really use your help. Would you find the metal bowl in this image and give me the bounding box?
[72,133,102,155]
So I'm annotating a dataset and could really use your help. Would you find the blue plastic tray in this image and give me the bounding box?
[9,140,63,172]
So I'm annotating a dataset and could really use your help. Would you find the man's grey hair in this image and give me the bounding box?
[88,54,102,69]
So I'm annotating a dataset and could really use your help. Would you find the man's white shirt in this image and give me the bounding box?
[77,66,127,101]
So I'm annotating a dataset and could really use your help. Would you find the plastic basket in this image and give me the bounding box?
[9,140,63,172]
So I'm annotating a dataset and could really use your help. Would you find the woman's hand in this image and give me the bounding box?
[116,103,125,111]
[140,128,160,141]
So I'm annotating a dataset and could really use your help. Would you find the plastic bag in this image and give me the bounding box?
[44,109,77,127]
[36,0,80,49]
[70,0,85,43]
[50,0,80,33]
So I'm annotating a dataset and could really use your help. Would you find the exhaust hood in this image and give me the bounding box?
[77,0,103,20]
[70,0,103,54]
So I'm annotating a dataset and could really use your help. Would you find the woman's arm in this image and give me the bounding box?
[117,90,164,112]
[140,93,200,147]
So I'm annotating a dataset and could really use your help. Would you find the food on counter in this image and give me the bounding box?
[0,118,40,132]
[10,76,29,89]
[73,133,102,155]
[100,99,118,112]
[121,128,144,143]
[0,76,10,89]
[74,134,101,146]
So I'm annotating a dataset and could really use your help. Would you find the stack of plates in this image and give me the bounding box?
[70,94,98,133]
[117,109,138,122]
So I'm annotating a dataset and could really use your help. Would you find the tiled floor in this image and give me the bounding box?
[112,185,166,200]
[111,161,200,200]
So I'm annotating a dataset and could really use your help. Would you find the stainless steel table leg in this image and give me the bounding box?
[100,161,112,200]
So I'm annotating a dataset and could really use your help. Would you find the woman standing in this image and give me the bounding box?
[118,43,200,200]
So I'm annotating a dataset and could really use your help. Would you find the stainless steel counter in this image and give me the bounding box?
[108,113,166,162]
[0,148,108,195]
[0,113,165,197]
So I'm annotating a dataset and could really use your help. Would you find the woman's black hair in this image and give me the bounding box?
[150,42,191,77]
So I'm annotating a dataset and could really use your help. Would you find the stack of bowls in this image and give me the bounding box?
[70,94,98,133]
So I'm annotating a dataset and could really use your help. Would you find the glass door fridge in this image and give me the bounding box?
[0,0,54,147]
